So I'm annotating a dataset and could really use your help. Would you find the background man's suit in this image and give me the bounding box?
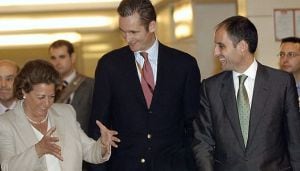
[193,63,300,171]
[56,74,94,134]
[89,42,201,171]
[70,75,94,134]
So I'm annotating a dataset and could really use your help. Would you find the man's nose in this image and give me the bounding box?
[124,33,132,43]
[0,80,7,88]
[214,46,220,57]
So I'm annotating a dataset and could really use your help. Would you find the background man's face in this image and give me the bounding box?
[49,46,75,78]
[279,42,300,74]
[0,63,18,104]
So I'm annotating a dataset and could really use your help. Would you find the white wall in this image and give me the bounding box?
[247,0,300,69]
[157,0,300,79]
[157,2,236,80]
[193,2,236,79]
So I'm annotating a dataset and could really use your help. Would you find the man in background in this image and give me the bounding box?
[279,36,300,106]
[49,39,94,134]
[89,0,200,171]
[49,40,94,171]
[0,59,19,114]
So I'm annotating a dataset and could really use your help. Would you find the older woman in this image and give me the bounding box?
[0,59,120,171]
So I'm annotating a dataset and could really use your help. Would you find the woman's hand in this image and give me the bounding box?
[35,127,63,161]
[96,120,120,148]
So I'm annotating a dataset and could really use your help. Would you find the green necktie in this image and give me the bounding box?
[237,74,250,146]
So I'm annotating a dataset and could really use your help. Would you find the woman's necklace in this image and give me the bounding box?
[21,100,49,125]
[25,113,48,125]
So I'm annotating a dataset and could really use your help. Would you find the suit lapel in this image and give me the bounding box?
[14,101,39,148]
[247,64,270,148]
[123,43,170,109]
[122,48,148,107]
[220,72,246,150]
[150,43,168,108]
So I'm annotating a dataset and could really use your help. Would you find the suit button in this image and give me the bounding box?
[148,110,152,114]
[147,134,152,139]
[140,158,146,163]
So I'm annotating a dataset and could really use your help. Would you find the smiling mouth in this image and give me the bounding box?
[0,90,11,93]
[219,58,226,64]
[129,43,135,47]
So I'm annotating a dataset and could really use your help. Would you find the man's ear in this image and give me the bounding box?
[71,53,76,64]
[237,40,248,53]
[148,21,156,33]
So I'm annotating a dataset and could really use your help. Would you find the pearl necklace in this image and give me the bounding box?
[21,100,48,125]
[25,113,48,125]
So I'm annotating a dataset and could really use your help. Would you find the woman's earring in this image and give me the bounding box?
[23,96,26,99]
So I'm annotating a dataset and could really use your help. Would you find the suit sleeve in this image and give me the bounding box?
[81,129,111,164]
[71,110,111,163]
[88,56,111,171]
[193,80,215,171]
[184,57,201,142]
[285,74,300,170]
[62,104,111,165]
[89,57,112,139]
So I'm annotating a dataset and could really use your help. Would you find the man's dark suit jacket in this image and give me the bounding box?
[193,63,300,171]
[89,42,201,171]
[71,75,94,134]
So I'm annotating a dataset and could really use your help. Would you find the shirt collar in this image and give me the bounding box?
[134,38,159,62]
[64,70,76,84]
[0,100,16,111]
[233,59,258,80]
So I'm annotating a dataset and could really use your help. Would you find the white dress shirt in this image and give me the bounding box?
[233,60,258,108]
[31,120,62,171]
[0,101,16,115]
[134,39,159,84]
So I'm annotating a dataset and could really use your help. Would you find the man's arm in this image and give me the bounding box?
[183,57,201,142]
[285,74,300,170]
[88,56,112,171]
[89,56,112,138]
[193,80,215,171]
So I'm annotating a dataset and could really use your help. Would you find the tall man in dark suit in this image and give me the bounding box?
[193,16,300,171]
[89,0,201,171]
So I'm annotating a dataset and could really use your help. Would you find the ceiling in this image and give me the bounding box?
[0,0,165,36]
[0,0,236,76]
[0,0,233,35]
[0,0,166,75]
[0,0,163,13]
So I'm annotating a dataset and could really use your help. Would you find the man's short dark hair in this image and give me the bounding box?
[117,0,156,30]
[49,39,74,56]
[281,36,300,45]
[216,16,258,54]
